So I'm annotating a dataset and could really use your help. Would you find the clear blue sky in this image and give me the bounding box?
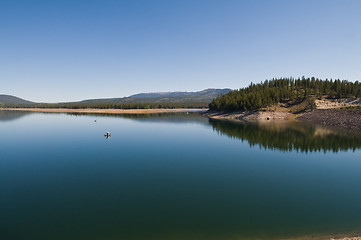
[1,0,361,102]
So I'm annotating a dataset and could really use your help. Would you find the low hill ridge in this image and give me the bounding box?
[0,88,231,109]
[79,88,231,104]
[130,88,230,99]
[0,94,34,104]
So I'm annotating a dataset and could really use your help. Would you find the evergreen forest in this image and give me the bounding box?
[209,77,361,111]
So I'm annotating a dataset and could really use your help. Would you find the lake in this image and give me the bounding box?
[1,110,361,240]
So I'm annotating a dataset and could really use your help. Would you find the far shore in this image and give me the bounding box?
[0,108,208,114]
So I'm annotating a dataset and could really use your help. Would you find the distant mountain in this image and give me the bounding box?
[0,89,231,107]
[130,88,231,98]
[130,92,190,98]
[0,94,34,104]
[79,88,231,104]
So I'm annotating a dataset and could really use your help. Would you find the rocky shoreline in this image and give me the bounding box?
[204,109,292,121]
[204,108,361,131]
[297,109,361,130]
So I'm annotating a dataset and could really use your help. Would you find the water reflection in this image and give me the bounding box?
[2,110,361,153]
[210,118,361,152]
[1,110,361,239]
[0,110,209,125]
[0,110,33,121]
[65,111,210,124]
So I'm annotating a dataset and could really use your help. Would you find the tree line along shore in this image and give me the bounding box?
[209,77,361,112]
[0,101,209,109]
[207,77,361,130]
[2,77,361,130]
[2,77,360,112]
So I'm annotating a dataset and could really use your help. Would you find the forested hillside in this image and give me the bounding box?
[79,88,230,104]
[1,89,230,109]
[129,88,230,99]
[209,77,361,112]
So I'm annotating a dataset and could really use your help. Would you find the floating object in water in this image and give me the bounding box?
[104,132,111,139]
[94,119,97,122]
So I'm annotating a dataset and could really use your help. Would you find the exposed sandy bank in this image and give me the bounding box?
[284,236,361,240]
[205,110,293,121]
[204,98,361,130]
[316,98,361,109]
[288,236,361,240]
[205,108,361,130]
[0,108,207,114]
[329,238,361,240]
[204,106,293,122]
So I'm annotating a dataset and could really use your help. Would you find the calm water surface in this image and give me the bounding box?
[1,111,361,240]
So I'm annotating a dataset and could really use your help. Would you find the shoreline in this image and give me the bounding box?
[297,108,361,130]
[2,107,361,130]
[0,108,207,114]
[203,109,295,122]
[203,108,361,130]
[203,98,361,130]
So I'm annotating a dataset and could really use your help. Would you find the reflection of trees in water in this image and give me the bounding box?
[210,119,361,153]
[0,110,209,125]
[0,110,33,121]
[66,112,209,125]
